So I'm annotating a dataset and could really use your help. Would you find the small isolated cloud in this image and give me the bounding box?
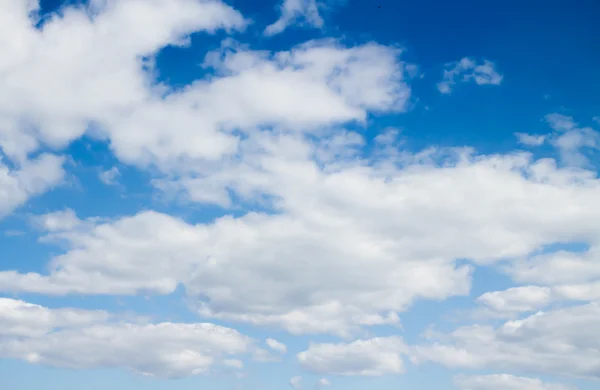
[438,57,503,94]
[290,376,303,389]
[265,0,323,36]
[454,374,577,390]
[544,113,577,132]
[317,378,332,388]
[33,209,82,232]
[98,166,120,185]
[515,132,546,146]
[266,338,287,354]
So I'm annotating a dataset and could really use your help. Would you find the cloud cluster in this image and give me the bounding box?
[414,302,600,379]
[0,1,596,388]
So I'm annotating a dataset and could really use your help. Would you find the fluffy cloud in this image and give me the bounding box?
[0,153,64,219]
[266,338,288,354]
[414,303,600,379]
[0,298,255,378]
[265,0,323,36]
[475,286,552,317]
[297,337,406,376]
[0,0,411,182]
[454,374,576,390]
[0,0,246,162]
[438,57,503,94]
[541,114,600,167]
[0,298,108,337]
[5,138,600,336]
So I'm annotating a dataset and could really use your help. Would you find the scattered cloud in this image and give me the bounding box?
[265,0,324,36]
[0,298,108,338]
[98,166,120,185]
[454,374,577,390]
[475,286,552,317]
[544,114,577,132]
[438,57,503,94]
[0,298,257,378]
[515,132,546,146]
[298,337,406,376]
[0,154,64,219]
[266,338,288,354]
[414,302,600,379]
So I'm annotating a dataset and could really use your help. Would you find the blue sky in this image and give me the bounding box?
[1,0,600,389]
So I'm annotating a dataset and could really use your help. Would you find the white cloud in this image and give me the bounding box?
[0,0,410,176]
[0,298,108,338]
[515,132,546,146]
[506,247,600,286]
[1,322,253,378]
[266,338,287,354]
[552,281,600,301]
[0,0,246,162]
[438,57,503,94]
[33,208,82,232]
[0,153,64,219]
[98,166,120,185]
[476,286,552,317]
[290,375,303,389]
[5,143,600,336]
[297,337,406,376]
[454,374,577,390]
[317,378,332,387]
[265,0,323,36]
[539,113,600,167]
[0,299,255,378]
[414,302,600,379]
[544,114,577,132]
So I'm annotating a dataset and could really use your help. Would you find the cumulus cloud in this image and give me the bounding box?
[475,286,552,318]
[0,0,247,162]
[437,57,503,94]
[0,298,255,378]
[414,302,600,379]
[5,142,600,336]
[265,0,324,36]
[0,154,64,219]
[297,337,406,376]
[454,374,577,390]
[0,298,108,338]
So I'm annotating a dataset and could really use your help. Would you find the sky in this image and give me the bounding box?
[0,0,600,389]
